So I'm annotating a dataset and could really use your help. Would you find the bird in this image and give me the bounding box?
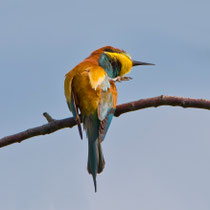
[64,46,154,192]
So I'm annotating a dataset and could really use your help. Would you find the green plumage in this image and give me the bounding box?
[83,112,105,192]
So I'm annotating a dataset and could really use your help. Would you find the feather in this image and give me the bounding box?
[70,89,83,140]
[64,74,83,139]
[83,113,105,192]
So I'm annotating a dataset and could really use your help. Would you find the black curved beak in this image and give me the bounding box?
[132,60,155,66]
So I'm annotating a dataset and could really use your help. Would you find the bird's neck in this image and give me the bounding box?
[98,53,121,78]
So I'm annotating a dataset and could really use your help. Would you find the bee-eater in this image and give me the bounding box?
[64,46,154,192]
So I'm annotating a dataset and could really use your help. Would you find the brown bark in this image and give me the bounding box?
[1,95,210,148]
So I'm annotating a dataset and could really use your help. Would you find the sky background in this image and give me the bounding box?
[0,0,210,209]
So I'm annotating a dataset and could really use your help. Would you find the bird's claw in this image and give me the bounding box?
[111,76,133,82]
[120,76,133,82]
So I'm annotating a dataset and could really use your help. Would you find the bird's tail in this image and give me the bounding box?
[83,113,105,192]
[87,138,105,192]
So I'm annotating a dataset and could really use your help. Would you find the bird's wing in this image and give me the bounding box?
[64,72,83,139]
[87,66,117,142]
[98,81,117,142]
[75,65,116,143]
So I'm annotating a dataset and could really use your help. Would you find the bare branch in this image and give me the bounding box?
[1,95,210,148]
[114,95,210,117]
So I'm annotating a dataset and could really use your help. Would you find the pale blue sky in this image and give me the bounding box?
[0,0,210,209]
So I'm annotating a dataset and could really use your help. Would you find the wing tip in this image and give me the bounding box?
[77,121,83,140]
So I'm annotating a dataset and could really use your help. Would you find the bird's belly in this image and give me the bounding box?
[72,72,101,116]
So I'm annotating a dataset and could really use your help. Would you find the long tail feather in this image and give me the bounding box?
[84,113,106,192]
[92,172,97,192]
[87,138,98,192]
[87,138,105,192]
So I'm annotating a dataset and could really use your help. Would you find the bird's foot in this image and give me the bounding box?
[111,76,133,83]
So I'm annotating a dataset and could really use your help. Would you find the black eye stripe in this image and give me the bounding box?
[104,48,125,54]
[104,48,115,52]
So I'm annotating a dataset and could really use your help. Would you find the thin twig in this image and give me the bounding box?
[43,112,55,122]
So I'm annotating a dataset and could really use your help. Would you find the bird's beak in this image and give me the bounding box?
[132,60,155,66]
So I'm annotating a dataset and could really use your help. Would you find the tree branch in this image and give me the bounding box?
[1,95,210,148]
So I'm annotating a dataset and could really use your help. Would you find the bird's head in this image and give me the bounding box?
[92,46,154,78]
